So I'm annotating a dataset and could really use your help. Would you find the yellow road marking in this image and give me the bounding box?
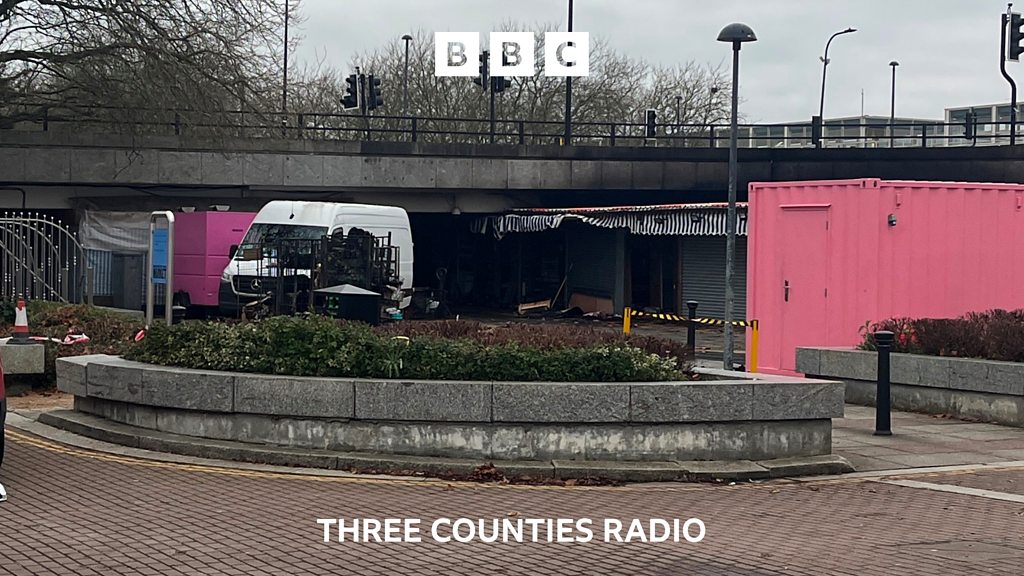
[5,430,709,493]
[12,429,1011,493]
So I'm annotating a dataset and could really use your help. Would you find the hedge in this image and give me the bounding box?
[124,315,688,382]
[859,309,1024,362]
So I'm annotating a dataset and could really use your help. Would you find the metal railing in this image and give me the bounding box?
[3,104,1018,149]
[224,232,402,317]
[0,212,93,304]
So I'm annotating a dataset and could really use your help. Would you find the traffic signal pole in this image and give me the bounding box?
[1002,6,1019,146]
[490,79,497,144]
[357,69,371,141]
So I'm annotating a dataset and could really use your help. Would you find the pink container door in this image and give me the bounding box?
[777,206,831,371]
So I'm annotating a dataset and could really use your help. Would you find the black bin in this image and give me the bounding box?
[314,284,381,325]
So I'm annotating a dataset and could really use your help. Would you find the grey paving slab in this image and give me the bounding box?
[874,452,1005,468]
[987,449,1024,460]
[677,460,769,480]
[943,429,1024,441]
[846,445,917,457]
[834,403,1024,472]
[840,454,907,472]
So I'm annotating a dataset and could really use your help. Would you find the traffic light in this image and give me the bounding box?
[473,50,490,91]
[366,74,384,110]
[645,109,657,138]
[491,52,513,94]
[964,109,977,140]
[811,115,823,147]
[491,76,512,94]
[342,74,359,109]
[1009,12,1024,61]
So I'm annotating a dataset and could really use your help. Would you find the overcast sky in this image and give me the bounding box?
[294,0,1015,122]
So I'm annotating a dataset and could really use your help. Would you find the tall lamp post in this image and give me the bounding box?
[717,22,757,371]
[889,61,899,147]
[402,34,413,119]
[817,27,857,147]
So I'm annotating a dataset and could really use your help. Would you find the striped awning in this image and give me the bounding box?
[471,203,748,238]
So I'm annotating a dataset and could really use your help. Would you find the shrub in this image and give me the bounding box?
[378,320,693,369]
[125,315,687,382]
[0,301,143,379]
[858,309,1024,362]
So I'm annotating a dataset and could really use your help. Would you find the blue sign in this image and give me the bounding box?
[152,229,168,284]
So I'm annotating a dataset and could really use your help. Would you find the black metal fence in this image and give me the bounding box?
[224,232,402,318]
[5,104,1019,149]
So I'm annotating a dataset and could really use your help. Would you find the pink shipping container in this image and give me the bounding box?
[173,211,256,308]
[747,178,1024,375]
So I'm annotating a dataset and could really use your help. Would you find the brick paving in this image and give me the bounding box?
[1,429,1024,575]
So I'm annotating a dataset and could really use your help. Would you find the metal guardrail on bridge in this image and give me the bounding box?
[4,104,1017,149]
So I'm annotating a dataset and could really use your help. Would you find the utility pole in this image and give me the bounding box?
[489,55,497,144]
[282,0,289,114]
[564,0,574,145]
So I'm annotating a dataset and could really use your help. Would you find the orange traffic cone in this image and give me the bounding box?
[9,298,32,345]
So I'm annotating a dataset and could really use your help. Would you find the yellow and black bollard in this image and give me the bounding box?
[749,319,760,373]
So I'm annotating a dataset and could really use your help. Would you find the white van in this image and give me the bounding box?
[219,201,413,315]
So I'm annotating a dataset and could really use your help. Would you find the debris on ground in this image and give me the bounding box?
[347,463,624,487]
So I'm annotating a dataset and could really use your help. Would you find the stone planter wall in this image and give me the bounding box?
[797,347,1024,426]
[57,355,845,462]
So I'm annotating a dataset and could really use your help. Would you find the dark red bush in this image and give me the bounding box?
[859,309,1024,362]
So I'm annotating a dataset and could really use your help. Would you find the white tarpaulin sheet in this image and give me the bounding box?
[78,211,152,253]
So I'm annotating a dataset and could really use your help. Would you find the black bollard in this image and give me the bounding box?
[874,330,895,436]
[686,300,699,360]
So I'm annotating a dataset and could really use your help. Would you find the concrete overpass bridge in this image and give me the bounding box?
[3,129,1024,213]
[4,126,1024,316]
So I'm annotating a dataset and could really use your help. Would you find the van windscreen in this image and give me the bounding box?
[234,224,328,261]
[240,224,327,246]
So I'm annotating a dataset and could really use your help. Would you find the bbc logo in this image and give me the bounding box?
[434,32,590,77]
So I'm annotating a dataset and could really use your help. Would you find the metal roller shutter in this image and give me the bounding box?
[681,236,747,321]
[566,225,616,297]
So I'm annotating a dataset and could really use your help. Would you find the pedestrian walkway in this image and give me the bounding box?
[834,404,1024,471]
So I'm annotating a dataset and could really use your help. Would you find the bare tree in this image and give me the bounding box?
[287,24,729,145]
[0,0,300,133]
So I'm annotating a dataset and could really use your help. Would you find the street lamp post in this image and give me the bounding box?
[717,23,757,371]
[889,61,899,147]
[817,27,857,147]
[402,34,413,119]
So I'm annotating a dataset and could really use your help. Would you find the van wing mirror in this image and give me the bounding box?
[229,244,239,259]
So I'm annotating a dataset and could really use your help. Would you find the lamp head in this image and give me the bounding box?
[717,23,757,43]
[889,60,900,67]
[402,34,413,41]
